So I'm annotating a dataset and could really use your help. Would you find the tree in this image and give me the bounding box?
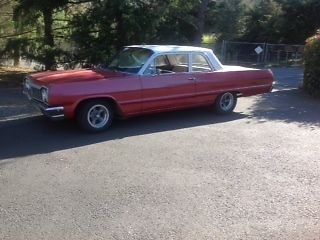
[210,0,245,41]
[276,0,320,44]
[0,0,20,65]
[241,0,282,43]
[13,0,69,69]
[193,0,210,43]
[70,0,174,64]
[239,0,320,44]
[304,30,320,97]
[2,0,320,70]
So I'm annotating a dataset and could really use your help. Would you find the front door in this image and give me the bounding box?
[140,53,196,112]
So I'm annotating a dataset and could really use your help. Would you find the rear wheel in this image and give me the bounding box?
[76,100,113,132]
[214,92,237,114]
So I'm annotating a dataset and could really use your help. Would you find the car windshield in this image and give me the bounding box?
[108,47,153,74]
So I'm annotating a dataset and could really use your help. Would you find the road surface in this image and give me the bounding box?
[1,68,320,239]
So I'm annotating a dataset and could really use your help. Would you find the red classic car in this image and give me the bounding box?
[23,45,274,132]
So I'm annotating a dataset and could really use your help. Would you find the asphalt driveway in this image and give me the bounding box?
[0,68,320,239]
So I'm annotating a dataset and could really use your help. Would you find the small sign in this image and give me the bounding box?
[255,46,264,54]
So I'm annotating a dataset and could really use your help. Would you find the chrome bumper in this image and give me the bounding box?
[31,100,65,120]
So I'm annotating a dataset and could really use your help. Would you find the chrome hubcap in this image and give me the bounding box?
[219,93,234,111]
[87,104,109,128]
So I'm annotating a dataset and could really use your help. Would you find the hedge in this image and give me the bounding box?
[304,31,320,97]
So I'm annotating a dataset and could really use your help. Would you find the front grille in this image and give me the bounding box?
[30,87,42,101]
[23,78,43,102]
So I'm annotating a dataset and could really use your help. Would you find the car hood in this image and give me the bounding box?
[29,68,128,85]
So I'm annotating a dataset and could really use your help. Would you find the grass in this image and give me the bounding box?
[0,66,34,88]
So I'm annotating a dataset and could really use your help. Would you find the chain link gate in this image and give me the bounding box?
[220,40,304,67]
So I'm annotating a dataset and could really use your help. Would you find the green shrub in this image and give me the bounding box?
[304,31,320,97]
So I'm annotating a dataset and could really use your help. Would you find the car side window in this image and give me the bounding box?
[155,55,168,67]
[167,54,189,73]
[192,54,212,72]
[144,54,189,75]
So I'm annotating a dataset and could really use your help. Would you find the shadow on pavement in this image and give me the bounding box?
[0,108,246,160]
[247,88,320,129]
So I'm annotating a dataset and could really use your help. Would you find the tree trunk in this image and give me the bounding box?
[42,8,56,70]
[194,0,210,44]
[13,55,20,66]
[13,29,20,67]
[115,10,125,50]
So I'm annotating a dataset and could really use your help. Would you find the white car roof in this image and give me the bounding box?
[127,45,213,54]
[126,44,224,72]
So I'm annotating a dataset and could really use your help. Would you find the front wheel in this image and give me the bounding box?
[214,92,237,114]
[76,100,113,132]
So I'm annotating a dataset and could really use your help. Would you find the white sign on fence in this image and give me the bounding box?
[255,46,264,54]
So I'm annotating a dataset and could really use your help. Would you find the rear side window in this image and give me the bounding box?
[192,54,212,72]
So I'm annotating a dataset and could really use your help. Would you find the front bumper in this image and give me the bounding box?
[31,100,65,120]
[23,78,65,120]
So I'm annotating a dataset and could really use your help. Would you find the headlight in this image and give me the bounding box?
[41,88,49,103]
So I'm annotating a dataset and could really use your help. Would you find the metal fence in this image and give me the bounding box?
[1,41,305,69]
[220,40,304,67]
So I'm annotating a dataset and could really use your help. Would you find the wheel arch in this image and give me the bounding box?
[215,90,241,102]
[75,96,124,117]
[234,91,243,97]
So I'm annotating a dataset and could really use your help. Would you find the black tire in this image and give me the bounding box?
[214,92,237,114]
[76,100,114,132]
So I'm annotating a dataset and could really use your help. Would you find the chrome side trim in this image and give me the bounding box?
[45,106,64,112]
[51,114,65,118]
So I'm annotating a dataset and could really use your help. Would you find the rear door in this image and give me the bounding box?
[190,52,226,104]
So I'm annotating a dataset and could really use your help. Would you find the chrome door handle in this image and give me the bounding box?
[188,77,196,81]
